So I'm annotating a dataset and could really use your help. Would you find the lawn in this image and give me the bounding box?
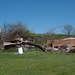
[0,50,75,75]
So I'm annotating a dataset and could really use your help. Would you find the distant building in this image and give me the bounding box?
[47,37,75,48]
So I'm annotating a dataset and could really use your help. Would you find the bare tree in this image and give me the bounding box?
[2,22,31,41]
[62,24,73,37]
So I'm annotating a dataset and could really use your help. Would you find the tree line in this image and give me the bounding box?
[0,22,75,45]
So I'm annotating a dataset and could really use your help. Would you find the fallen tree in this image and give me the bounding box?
[21,42,46,52]
[2,40,46,52]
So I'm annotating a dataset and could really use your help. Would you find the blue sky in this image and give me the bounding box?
[0,0,75,34]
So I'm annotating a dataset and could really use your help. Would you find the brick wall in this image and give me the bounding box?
[47,38,75,48]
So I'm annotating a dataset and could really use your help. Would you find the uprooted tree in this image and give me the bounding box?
[1,22,32,41]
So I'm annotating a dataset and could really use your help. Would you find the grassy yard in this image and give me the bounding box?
[0,50,75,75]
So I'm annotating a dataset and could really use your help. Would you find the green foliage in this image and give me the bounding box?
[33,34,49,45]
[33,33,65,45]
[1,22,33,41]
[0,51,75,75]
[50,34,66,39]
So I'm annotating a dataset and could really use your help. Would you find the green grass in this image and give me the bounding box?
[0,50,75,75]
